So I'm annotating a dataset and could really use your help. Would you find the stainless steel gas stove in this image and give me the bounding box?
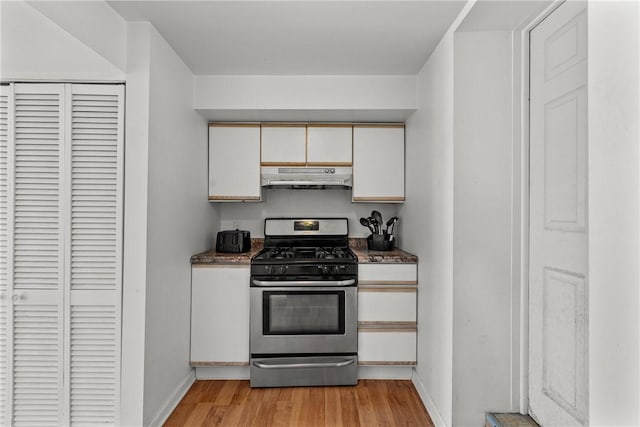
[249,218,358,388]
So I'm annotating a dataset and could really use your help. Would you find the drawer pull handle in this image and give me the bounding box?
[252,359,355,370]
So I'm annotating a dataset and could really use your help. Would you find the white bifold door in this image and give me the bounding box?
[0,83,124,426]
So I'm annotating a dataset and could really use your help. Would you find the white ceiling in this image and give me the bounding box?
[107,0,467,75]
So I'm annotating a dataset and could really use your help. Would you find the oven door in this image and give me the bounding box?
[250,280,357,355]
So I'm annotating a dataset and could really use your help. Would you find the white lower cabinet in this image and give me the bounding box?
[358,263,418,365]
[190,265,250,365]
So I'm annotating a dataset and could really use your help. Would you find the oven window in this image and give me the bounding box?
[263,291,345,335]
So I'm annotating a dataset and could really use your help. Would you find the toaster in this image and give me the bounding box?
[216,229,251,253]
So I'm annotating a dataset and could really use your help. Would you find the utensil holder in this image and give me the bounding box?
[367,233,394,251]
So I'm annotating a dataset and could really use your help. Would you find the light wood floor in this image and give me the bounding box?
[164,380,434,426]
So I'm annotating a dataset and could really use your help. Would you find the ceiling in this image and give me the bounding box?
[107,0,467,76]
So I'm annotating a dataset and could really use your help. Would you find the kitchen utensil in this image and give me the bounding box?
[386,217,399,241]
[372,210,383,234]
[360,217,375,234]
[367,216,379,235]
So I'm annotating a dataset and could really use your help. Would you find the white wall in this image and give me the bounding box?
[143,25,219,426]
[452,31,515,426]
[194,74,417,111]
[401,29,455,427]
[587,2,640,425]
[26,0,127,71]
[193,74,417,122]
[121,22,151,427]
[0,0,124,82]
[220,190,398,238]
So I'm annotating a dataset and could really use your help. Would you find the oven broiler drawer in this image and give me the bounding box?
[250,355,358,388]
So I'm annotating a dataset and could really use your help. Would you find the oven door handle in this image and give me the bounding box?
[252,358,355,370]
[251,279,356,287]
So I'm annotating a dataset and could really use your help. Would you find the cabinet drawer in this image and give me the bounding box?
[358,289,416,322]
[358,263,417,284]
[358,330,416,365]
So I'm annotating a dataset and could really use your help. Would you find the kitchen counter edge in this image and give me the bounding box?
[190,238,264,265]
[348,238,418,263]
[190,238,417,265]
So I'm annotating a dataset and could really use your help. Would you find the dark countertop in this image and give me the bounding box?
[190,238,417,265]
[349,238,418,263]
[190,239,264,265]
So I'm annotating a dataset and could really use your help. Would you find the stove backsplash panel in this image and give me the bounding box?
[219,189,399,238]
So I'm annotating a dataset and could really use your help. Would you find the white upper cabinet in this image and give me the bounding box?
[352,125,405,202]
[307,124,353,165]
[209,124,261,201]
[260,124,306,165]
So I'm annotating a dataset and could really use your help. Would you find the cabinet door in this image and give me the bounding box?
[261,124,306,165]
[191,266,250,365]
[307,125,352,165]
[209,124,261,201]
[352,125,405,202]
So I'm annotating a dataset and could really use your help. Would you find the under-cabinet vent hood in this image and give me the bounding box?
[261,166,352,189]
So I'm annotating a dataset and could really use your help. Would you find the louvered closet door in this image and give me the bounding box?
[0,85,10,427]
[2,83,123,426]
[11,83,66,426]
[66,84,123,426]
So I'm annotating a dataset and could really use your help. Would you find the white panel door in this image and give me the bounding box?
[352,125,405,202]
[529,2,588,426]
[306,125,352,165]
[209,124,261,201]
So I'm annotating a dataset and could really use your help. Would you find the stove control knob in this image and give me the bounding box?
[317,265,330,274]
[334,265,346,273]
[276,265,288,275]
[265,266,273,274]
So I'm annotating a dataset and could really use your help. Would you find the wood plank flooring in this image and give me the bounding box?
[164,380,434,426]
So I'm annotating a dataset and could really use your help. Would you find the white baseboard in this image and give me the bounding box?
[358,365,414,379]
[195,366,250,380]
[147,370,196,427]
[411,369,448,427]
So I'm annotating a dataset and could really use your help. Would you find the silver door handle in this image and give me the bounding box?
[251,279,356,287]
[252,358,355,369]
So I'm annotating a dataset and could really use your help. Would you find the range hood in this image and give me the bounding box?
[261,166,352,189]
